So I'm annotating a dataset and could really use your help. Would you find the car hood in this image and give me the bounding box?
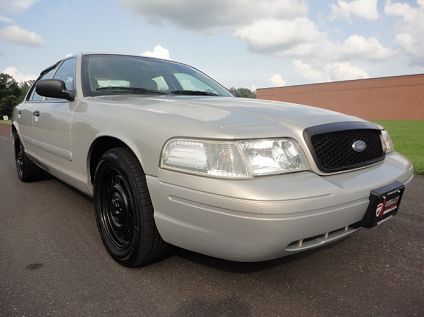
[87,95,365,139]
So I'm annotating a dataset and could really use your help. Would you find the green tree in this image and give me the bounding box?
[0,95,19,117]
[237,87,256,98]
[0,73,20,98]
[0,73,27,117]
[229,87,256,98]
[19,80,35,102]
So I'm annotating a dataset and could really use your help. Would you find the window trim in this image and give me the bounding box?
[52,57,77,91]
[26,57,77,103]
[26,61,61,102]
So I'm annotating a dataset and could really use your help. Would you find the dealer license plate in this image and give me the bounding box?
[362,181,405,228]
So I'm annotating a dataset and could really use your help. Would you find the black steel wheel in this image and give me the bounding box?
[93,147,170,267]
[98,169,135,251]
[16,140,24,179]
[13,134,46,182]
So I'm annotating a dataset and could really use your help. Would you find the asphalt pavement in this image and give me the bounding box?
[0,123,423,317]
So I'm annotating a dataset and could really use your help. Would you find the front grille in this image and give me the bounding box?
[304,122,385,173]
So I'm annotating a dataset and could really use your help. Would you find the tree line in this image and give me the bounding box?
[0,72,257,118]
[0,73,34,118]
[229,87,256,98]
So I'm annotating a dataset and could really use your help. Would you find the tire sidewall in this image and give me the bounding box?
[15,139,24,180]
[93,150,142,263]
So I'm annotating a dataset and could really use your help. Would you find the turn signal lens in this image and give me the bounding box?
[161,139,249,178]
[381,130,394,153]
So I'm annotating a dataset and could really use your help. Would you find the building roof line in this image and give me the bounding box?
[257,73,424,91]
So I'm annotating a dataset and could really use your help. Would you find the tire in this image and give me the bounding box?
[93,147,170,267]
[14,135,46,182]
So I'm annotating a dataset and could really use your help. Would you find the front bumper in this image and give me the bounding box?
[147,152,414,262]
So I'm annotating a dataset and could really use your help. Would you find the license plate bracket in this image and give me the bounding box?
[362,181,405,228]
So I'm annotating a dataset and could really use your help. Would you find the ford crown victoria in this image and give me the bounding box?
[12,53,414,266]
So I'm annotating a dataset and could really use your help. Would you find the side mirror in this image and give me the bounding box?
[36,79,75,101]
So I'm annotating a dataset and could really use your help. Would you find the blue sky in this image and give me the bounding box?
[0,0,423,90]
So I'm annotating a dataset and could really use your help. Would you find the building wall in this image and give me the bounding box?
[256,74,424,120]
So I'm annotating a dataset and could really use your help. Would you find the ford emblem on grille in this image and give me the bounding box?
[352,140,367,152]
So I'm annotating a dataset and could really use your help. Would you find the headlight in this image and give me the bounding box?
[240,139,307,175]
[161,138,307,178]
[381,130,394,153]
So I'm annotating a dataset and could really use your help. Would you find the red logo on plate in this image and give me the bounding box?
[376,203,384,217]
[376,195,387,218]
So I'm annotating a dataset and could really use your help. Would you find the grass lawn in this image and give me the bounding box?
[376,120,424,175]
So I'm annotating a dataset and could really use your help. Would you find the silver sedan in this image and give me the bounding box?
[12,53,413,266]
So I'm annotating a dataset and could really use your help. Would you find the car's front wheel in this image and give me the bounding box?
[93,147,170,267]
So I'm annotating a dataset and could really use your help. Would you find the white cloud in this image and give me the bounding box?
[0,15,14,23]
[340,35,394,60]
[2,66,36,82]
[324,62,369,80]
[0,25,44,46]
[120,0,406,82]
[269,73,287,86]
[141,45,171,60]
[384,0,424,65]
[293,60,369,82]
[384,0,416,17]
[394,33,418,54]
[330,0,379,21]
[293,60,329,82]
[120,0,307,30]
[0,0,38,14]
[234,18,393,63]
[234,18,323,53]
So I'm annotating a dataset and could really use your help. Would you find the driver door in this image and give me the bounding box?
[30,58,76,172]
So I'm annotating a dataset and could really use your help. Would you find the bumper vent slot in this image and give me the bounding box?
[286,224,359,252]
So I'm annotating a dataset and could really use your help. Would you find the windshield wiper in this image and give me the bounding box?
[96,86,167,95]
[170,90,219,96]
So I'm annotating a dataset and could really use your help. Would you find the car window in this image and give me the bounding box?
[174,73,218,94]
[29,67,58,102]
[152,76,169,90]
[53,58,76,90]
[82,54,232,97]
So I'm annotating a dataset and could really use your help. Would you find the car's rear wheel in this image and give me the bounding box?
[93,147,170,267]
[14,136,46,182]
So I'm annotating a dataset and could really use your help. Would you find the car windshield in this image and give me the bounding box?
[82,54,232,97]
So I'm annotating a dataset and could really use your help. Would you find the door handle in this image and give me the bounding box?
[33,110,40,117]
